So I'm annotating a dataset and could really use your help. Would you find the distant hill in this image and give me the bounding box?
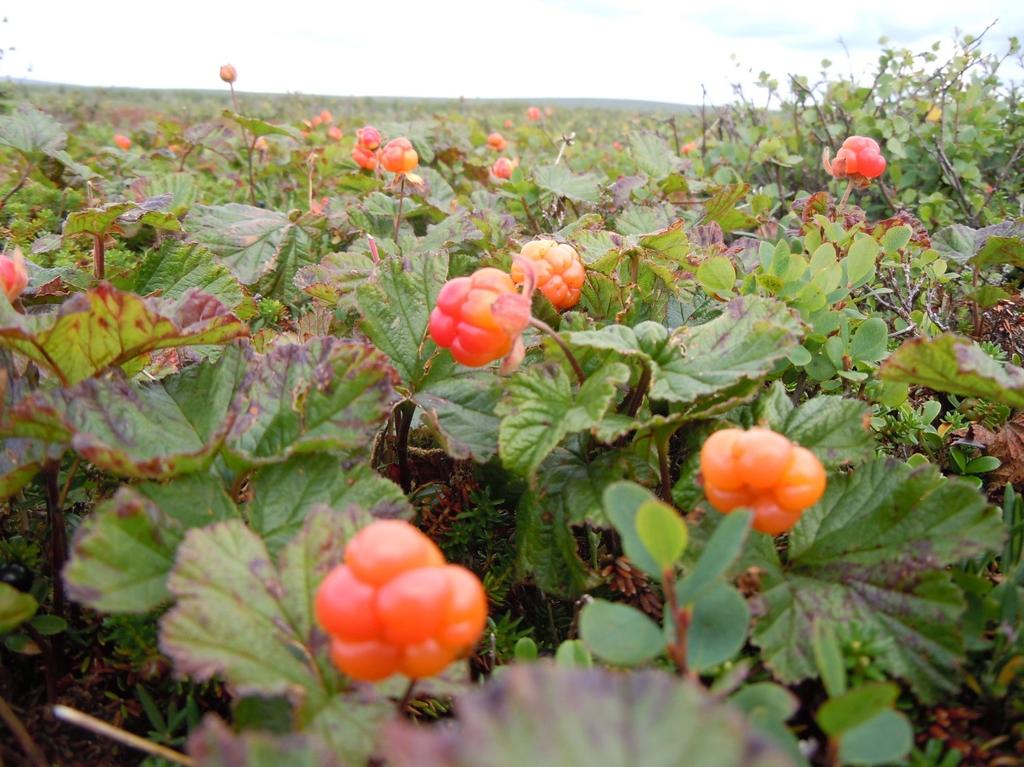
[4,78,699,114]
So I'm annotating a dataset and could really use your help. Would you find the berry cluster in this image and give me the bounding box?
[315,520,487,682]
[428,239,585,369]
[824,136,886,185]
[699,427,826,535]
[511,239,586,311]
[352,125,382,171]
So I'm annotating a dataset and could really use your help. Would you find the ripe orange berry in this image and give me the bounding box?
[380,137,418,174]
[487,132,507,151]
[114,134,132,150]
[700,427,826,535]
[345,519,444,587]
[438,565,488,649]
[773,446,827,512]
[356,125,381,150]
[491,157,515,180]
[316,519,488,683]
[314,565,381,642]
[681,141,698,154]
[400,639,457,678]
[376,567,451,645]
[327,126,343,141]
[1,248,29,303]
[429,267,528,367]
[510,240,585,310]
[824,136,886,183]
[734,428,794,490]
[352,144,379,171]
[330,638,401,682]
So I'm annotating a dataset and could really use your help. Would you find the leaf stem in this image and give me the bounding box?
[395,399,417,494]
[393,175,407,249]
[396,679,418,715]
[53,705,196,767]
[93,233,105,280]
[662,566,695,681]
[835,179,854,216]
[0,160,34,212]
[44,461,67,622]
[655,429,673,502]
[528,317,585,386]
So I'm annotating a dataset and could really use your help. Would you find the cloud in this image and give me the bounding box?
[1,0,1020,105]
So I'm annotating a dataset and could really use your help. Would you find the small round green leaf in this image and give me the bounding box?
[838,709,913,765]
[635,499,688,571]
[580,599,665,666]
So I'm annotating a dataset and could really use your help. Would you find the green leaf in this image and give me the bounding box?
[226,339,397,466]
[415,360,501,462]
[2,344,250,478]
[160,510,348,705]
[812,620,847,697]
[0,285,247,386]
[62,202,136,239]
[295,251,377,309]
[533,165,602,204]
[554,640,593,668]
[849,318,888,363]
[0,103,67,156]
[383,665,794,767]
[750,458,1003,701]
[629,131,678,180]
[635,499,688,571]
[880,226,912,253]
[247,454,409,554]
[816,682,899,736]
[766,393,875,468]
[931,224,977,263]
[222,110,303,140]
[971,235,1024,269]
[186,204,319,301]
[579,599,665,666]
[837,709,914,766]
[0,583,38,633]
[881,334,1024,408]
[604,481,664,579]
[842,237,878,287]
[133,242,244,310]
[650,296,802,410]
[64,476,239,613]
[698,256,736,296]
[685,582,750,672]
[677,510,752,604]
[498,362,630,477]
[730,683,799,722]
[703,184,754,232]
[356,251,448,388]
[188,716,340,767]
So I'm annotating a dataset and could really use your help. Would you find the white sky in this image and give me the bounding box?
[2,1,1022,104]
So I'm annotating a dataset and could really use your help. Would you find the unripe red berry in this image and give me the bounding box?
[114,134,132,150]
[356,125,382,151]
[1,248,29,302]
[491,157,515,180]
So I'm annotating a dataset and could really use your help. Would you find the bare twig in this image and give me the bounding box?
[53,705,196,767]
[0,696,48,767]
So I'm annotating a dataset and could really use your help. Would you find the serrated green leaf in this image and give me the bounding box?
[134,242,244,310]
[0,285,247,386]
[356,251,448,388]
[881,334,1024,408]
[972,235,1024,269]
[415,358,501,462]
[698,256,736,296]
[533,165,602,204]
[498,362,630,477]
[750,459,1003,701]
[629,131,678,180]
[384,665,794,767]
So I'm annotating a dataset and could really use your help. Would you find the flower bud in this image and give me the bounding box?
[1,248,29,303]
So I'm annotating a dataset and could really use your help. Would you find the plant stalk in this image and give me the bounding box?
[392,175,407,248]
[93,234,105,280]
[528,317,585,385]
[53,705,196,767]
[835,179,854,216]
[395,399,416,494]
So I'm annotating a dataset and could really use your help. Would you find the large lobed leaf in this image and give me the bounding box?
[498,362,630,477]
[0,285,247,385]
[2,344,250,478]
[881,333,1024,409]
[225,338,397,466]
[384,664,794,767]
[186,204,319,301]
[749,458,1003,701]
